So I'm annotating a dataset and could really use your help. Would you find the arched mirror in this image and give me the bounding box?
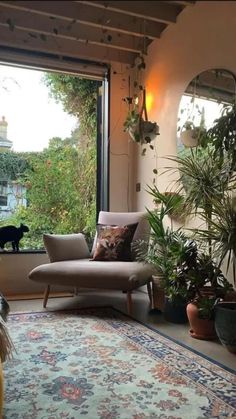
[177,69,236,150]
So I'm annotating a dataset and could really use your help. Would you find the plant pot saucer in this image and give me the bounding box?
[189,329,217,340]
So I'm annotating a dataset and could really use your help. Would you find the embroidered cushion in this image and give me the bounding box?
[92,223,138,261]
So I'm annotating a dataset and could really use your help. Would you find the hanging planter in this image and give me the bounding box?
[124,89,159,145]
[180,121,206,148]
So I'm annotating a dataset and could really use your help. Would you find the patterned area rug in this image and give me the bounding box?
[3,308,236,419]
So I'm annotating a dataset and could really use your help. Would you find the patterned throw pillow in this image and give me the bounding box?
[92,223,138,261]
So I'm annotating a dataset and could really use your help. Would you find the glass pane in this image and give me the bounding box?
[0,196,7,206]
[0,64,97,251]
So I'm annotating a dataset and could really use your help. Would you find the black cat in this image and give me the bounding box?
[0,223,29,252]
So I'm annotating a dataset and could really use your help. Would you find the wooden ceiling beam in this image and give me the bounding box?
[0,24,136,65]
[166,1,195,5]
[0,6,149,53]
[0,1,166,39]
[79,1,183,24]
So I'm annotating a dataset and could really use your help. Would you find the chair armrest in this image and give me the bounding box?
[43,233,90,262]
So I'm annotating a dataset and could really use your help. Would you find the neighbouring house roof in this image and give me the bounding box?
[0,137,13,149]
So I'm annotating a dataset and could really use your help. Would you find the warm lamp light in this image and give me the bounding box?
[146,93,154,113]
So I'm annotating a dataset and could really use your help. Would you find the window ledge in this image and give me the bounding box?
[0,250,46,254]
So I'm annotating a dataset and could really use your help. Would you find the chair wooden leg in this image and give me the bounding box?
[127,291,133,315]
[43,285,50,308]
[147,280,154,309]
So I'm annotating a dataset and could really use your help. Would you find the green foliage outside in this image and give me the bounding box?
[43,74,98,141]
[0,73,98,250]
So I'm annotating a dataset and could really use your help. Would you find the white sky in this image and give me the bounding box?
[0,63,77,152]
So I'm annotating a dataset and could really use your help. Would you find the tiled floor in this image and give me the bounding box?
[7,290,236,371]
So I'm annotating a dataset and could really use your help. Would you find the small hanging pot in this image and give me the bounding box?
[127,89,159,144]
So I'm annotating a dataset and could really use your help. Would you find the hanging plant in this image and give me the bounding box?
[124,88,159,145]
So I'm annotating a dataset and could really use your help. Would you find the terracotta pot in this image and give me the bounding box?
[186,302,217,340]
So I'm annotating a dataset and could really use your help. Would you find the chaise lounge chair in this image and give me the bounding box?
[28,211,155,314]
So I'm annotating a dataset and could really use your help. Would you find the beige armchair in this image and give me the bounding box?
[28,211,155,314]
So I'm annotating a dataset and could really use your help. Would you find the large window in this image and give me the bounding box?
[0,63,99,251]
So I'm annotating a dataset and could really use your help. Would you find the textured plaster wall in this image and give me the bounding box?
[109,63,138,212]
[133,0,236,211]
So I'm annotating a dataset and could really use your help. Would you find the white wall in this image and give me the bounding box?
[109,63,137,211]
[0,253,74,296]
[134,0,236,209]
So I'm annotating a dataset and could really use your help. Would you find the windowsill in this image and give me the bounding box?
[0,250,46,254]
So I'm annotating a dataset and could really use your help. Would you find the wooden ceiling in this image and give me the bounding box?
[0,1,196,67]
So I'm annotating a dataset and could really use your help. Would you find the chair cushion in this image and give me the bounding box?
[29,259,155,290]
[92,223,138,261]
[43,233,90,262]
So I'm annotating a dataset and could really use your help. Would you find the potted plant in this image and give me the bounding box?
[123,55,159,146]
[195,195,236,348]
[185,254,233,340]
[214,301,236,353]
[123,90,159,145]
[179,106,207,148]
[135,188,197,323]
[167,140,236,342]
[150,187,188,222]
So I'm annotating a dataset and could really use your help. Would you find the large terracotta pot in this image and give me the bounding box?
[186,302,217,340]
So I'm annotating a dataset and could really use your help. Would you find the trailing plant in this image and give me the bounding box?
[123,55,159,148]
[123,89,159,146]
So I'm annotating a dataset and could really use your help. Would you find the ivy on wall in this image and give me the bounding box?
[0,151,32,181]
